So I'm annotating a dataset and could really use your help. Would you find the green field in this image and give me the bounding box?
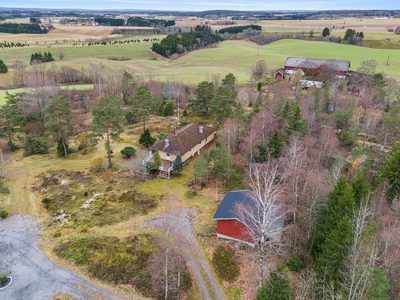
[264,29,322,32]
[1,38,400,86]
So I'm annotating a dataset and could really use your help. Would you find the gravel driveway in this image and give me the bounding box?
[143,209,225,300]
[0,215,129,300]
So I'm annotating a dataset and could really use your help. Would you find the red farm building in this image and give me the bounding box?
[212,190,285,245]
[347,75,373,97]
[347,85,361,97]
[40,24,54,30]
[274,70,286,79]
[284,57,350,79]
[396,26,400,34]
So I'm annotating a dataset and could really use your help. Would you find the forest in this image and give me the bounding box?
[217,25,262,34]
[126,17,175,27]
[0,23,46,34]
[93,18,125,26]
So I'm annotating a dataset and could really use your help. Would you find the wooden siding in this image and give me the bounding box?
[216,219,253,243]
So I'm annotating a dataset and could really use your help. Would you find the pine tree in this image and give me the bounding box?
[183,109,188,116]
[43,96,75,157]
[172,153,184,175]
[89,97,125,168]
[158,101,165,116]
[212,141,234,186]
[193,153,211,188]
[190,81,215,116]
[268,129,284,158]
[368,268,391,300]
[153,148,162,170]
[210,86,237,124]
[285,105,306,137]
[132,86,152,131]
[282,101,292,120]
[139,129,156,147]
[313,176,355,282]
[0,93,23,151]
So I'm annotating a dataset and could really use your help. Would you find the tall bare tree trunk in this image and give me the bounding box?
[0,149,4,178]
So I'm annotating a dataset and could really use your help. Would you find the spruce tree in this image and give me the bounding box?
[350,171,369,206]
[282,101,292,120]
[380,143,400,203]
[193,153,211,188]
[164,101,174,116]
[183,109,188,116]
[268,129,284,158]
[191,81,215,116]
[256,264,292,300]
[158,101,165,116]
[172,153,184,175]
[132,86,152,131]
[210,86,237,124]
[0,59,8,73]
[313,176,355,282]
[285,105,306,137]
[153,148,162,170]
[139,129,156,147]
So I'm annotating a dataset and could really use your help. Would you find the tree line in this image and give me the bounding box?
[217,24,261,34]
[0,23,46,34]
[94,18,125,26]
[152,30,223,57]
[126,17,175,27]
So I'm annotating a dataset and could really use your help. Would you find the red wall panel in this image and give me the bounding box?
[217,220,253,243]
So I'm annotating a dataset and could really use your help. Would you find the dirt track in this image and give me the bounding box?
[143,209,224,300]
[0,214,129,300]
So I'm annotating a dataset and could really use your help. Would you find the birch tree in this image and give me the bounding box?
[236,161,286,289]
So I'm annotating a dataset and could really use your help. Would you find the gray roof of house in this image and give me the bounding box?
[284,57,350,72]
[212,190,285,241]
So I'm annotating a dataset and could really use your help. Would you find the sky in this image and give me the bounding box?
[1,0,399,11]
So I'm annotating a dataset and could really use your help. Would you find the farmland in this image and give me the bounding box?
[1,34,400,89]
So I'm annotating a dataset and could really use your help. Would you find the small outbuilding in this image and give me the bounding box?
[274,70,286,79]
[212,190,285,245]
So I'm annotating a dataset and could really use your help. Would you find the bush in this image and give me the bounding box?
[90,157,104,173]
[0,209,8,219]
[0,275,7,286]
[121,146,136,158]
[287,253,301,272]
[164,101,174,116]
[338,130,354,147]
[126,110,139,124]
[212,244,240,281]
[22,135,49,156]
[139,129,156,147]
[41,197,52,209]
[157,132,168,140]
[183,109,188,116]
[0,179,10,195]
[75,132,91,153]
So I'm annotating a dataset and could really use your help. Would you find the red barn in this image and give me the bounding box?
[274,70,286,79]
[396,26,400,34]
[40,24,54,30]
[212,190,285,245]
[284,57,350,79]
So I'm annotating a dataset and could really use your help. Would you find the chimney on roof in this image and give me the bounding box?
[199,126,203,133]
[165,139,169,148]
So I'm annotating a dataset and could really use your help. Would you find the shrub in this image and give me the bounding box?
[41,197,52,209]
[126,111,139,124]
[90,157,104,173]
[183,109,188,116]
[212,244,240,281]
[75,132,91,153]
[0,275,7,286]
[22,135,49,156]
[139,129,156,147]
[287,253,301,272]
[0,179,10,195]
[158,132,168,140]
[0,209,8,219]
[121,146,136,158]
[164,101,174,116]
[338,130,354,147]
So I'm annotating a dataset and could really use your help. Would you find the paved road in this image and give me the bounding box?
[0,215,129,300]
[143,209,225,300]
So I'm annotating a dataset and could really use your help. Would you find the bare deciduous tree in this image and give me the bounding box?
[251,60,268,83]
[236,162,286,289]
[57,49,65,60]
[11,60,27,87]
